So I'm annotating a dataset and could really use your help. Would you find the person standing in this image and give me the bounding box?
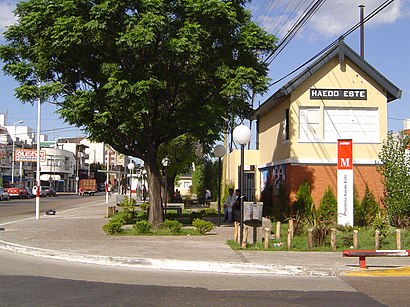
[223,188,236,222]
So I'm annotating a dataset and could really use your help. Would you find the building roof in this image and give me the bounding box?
[252,40,402,119]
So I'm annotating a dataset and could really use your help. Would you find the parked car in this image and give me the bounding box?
[0,187,10,201]
[44,186,57,197]
[5,184,29,198]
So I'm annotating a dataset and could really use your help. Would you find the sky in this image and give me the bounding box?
[0,0,409,141]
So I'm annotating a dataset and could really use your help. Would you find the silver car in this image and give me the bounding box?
[0,187,10,201]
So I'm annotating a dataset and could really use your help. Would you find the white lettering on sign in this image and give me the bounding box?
[14,149,46,162]
[310,89,367,100]
[340,158,351,168]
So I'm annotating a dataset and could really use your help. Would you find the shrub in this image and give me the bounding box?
[139,202,150,211]
[317,186,337,222]
[118,197,137,224]
[191,208,218,219]
[361,184,380,226]
[271,181,290,222]
[311,222,331,246]
[133,220,152,234]
[103,215,125,235]
[354,185,366,226]
[162,219,182,234]
[192,218,214,234]
[372,210,390,244]
[292,181,316,225]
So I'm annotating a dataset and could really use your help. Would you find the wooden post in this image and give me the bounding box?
[353,230,358,249]
[396,229,401,250]
[264,228,270,250]
[288,218,294,239]
[375,229,380,250]
[287,229,292,249]
[331,228,336,252]
[308,229,313,251]
[105,206,116,218]
[242,226,248,248]
[276,221,281,240]
[234,222,239,244]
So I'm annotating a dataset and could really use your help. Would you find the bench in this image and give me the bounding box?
[164,206,183,217]
[343,249,410,268]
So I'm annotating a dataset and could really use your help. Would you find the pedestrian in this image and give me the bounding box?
[232,189,242,222]
[223,188,236,222]
[203,188,211,206]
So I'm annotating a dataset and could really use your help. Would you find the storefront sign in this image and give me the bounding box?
[15,149,46,162]
[310,89,367,100]
[337,139,353,226]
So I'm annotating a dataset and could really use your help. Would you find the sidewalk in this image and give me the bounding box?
[1,198,409,276]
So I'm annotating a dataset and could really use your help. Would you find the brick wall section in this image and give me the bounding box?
[285,164,384,208]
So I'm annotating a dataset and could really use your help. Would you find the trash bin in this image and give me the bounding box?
[243,202,263,227]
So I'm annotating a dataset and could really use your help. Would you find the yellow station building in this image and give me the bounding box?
[226,40,402,208]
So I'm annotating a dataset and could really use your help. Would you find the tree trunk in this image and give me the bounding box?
[145,156,164,229]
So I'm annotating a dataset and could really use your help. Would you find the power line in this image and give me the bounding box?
[268,0,395,87]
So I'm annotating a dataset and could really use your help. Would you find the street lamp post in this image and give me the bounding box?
[214,145,226,227]
[127,162,135,199]
[162,157,170,214]
[233,124,252,245]
[11,120,24,184]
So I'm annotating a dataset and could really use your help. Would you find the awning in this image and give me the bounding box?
[40,174,61,181]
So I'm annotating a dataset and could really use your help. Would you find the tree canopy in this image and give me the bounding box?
[378,130,410,226]
[0,0,276,227]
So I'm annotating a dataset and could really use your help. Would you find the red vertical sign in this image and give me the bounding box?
[337,140,353,170]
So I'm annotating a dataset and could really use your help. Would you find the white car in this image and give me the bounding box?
[0,187,10,201]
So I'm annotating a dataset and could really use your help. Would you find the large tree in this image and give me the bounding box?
[378,130,410,226]
[0,0,276,227]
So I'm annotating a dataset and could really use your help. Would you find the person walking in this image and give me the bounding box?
[223,188,236,222]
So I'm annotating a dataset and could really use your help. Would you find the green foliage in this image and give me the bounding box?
[317,186,337,222]
[118,196,137,224]
[139,202,150,212]
[161,219,182,234]
[311,222,332,246]
[353,185,366,227]
[361,184,379,226]
[133,220,152,234]
[372,211,390,244]
[292,182,316,225]
[261,180,273,218]
[378,130,410,226]
[192,218,214,234]
[103,215,125,235]
[0,0,276,229]
[191,208,218,219]
[191,163,205,196]
[272,181,290,222]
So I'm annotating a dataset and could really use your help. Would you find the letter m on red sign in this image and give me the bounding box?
[337,139,353,170]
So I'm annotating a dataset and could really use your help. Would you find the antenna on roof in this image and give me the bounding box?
[359,4,365,59]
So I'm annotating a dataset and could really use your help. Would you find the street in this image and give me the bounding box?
[0,194,409,306]
[0,193,104,224]
[0,249,396,307]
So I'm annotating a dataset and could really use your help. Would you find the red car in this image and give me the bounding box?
[5,183,29,199]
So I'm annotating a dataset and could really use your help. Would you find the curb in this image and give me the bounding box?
[343,266,410,277]
[0,240,334,276]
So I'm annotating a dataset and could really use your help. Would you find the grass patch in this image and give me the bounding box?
[228,223,410,252]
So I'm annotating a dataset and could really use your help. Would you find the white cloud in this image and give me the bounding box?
[0,1,18,34]
[308,0,407,37]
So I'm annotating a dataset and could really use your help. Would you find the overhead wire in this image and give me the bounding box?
[268,0,395,87]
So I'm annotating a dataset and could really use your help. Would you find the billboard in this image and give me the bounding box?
[14,149,46,162]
